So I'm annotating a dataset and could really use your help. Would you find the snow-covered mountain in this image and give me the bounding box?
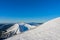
[0,24,20,39]
[19,23,41,32]
[6,17,60,40]
[19,22,37,32]
[0,22,42,39]
[19,22,42,32]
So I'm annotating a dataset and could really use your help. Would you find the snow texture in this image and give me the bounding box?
[6,17,60,40]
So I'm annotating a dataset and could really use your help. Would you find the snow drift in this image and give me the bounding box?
[6,17,60,40]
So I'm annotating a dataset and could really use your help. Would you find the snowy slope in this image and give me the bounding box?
[7,24,20,34]
[19,23,37,32]
[19,22,37,29]
[6,17,60,40]
[24,23,36,30]
[1,24,20,39]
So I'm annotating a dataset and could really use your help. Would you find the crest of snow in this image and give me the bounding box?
[19,23,37,30]
[7,24,20,34]
[24,24,36,30]
[6,17,60,40]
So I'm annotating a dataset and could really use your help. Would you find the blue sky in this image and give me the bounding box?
[0,0,60,23]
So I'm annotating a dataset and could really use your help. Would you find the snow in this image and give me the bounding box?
[19,22,36,30]
[5,17,60,40]
[24,24,36,30]
[0,24,20,39]
[7,24,20,34]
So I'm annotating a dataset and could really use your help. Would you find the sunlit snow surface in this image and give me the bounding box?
[0,22,42,40]
[6,17,60,40]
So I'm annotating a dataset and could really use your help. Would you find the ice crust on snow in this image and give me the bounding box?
[6,17,60,40]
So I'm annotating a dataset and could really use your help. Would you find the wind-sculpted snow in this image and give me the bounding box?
[6,17,60,40]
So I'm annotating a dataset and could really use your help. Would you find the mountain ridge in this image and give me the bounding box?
[6,17,60,40]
